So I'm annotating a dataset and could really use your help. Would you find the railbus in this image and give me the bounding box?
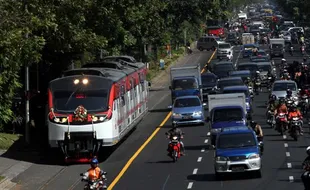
[47,56,149,163]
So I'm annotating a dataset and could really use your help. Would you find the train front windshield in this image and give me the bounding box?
[53,89,109,112]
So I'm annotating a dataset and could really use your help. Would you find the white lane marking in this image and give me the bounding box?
[187,182,193,189]
[193,168,198,174]
[284,143,288,148]
[283,135,287,139]
[201,148,205,152]
[207,132,210,136]
[197,157,202,162]
[287,163,292,168]
[204,139,208,144]
[162,174,170,190]
[289,176,294,182]
[286,152,290,157]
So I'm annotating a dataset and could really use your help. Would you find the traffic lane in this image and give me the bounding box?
[107,106,209,189]
[12,50,214,190]
[69,51,215,190]
[189,92,289,189]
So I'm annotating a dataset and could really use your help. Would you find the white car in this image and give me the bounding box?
[217,42,233,59]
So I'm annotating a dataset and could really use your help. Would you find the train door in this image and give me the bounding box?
[126,83,131,126]
[113,98,118,134]
[119,84,126,133]
[137,73,142,114]
[130,78,136,121]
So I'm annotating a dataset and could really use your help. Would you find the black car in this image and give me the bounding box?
[212,61,235,79]
[201,73,218,101]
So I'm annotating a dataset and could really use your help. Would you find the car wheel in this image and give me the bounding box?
[254,169,262,178]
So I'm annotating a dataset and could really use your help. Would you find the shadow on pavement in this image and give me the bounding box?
[187,174,217,181]
[149,108,171,113]
[186,145,212,151]
[145,160,174,164]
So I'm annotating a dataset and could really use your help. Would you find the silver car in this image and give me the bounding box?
[271,80,298,99]
[217,42,233,59]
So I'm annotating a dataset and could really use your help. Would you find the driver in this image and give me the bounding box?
[166,125,185,155]
[286,89,293,100]
[288,105,303,135]
[82,158,107,188]
[250,121,263,141]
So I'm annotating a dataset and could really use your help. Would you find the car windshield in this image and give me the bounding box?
[214,64,233,71]
[218,79,244,89]
[223,89,249,96]
[217,133,256,149]
[54,89,109,112]
[202,75,216,84]
[273,83,297,91]
[257,51,266,56]
[173,78,198,90]
[272,44,284,49]
[219,44,231,49]
[258,64,271,72]
[238,65,258,72]
[244,45,256,50]
[213,108,243,122]
[230,73,251,81]
[174,97,201,108]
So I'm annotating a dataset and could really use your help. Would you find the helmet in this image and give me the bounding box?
[279,98,285,104]
[270,94,276,101]
[250,121,257,128]
[282,58,286,62]
[292,104,297,110]
[286,89,292,95]
[256,71,260,74]
[90,158,99,168]
[307,146,310,155]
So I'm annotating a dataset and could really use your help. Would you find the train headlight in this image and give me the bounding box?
[61,117,68,123]
[92,116,98,122]
[54,118,60,123]
[92,115,107,122]
[99,117,105,121]
[52,117,68,123]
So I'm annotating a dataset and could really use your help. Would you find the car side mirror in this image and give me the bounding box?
[299,88,301,92]
[167,105,172,109]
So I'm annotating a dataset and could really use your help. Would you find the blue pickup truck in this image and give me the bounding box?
[169,65,202,103]
[206,93,248,145]
[214,126,263,179]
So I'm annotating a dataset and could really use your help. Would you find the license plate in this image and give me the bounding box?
[231,166,244,172]
[183,116,191,119]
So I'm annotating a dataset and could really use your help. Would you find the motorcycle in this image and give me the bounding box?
[254,80,262,95]
[256,136,264,154]
[289,46,293,56]
[267,77,273,91]
[301,95,309,114]
[286,99,294,109]
[167,135,183,162]
[276,113,287,135]
[187,46,193,54]
[289,117,301,141]
[301,46,305,55]
[80,172,108,190]
[267,110,276,128]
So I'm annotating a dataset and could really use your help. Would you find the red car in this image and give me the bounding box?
[206,26,225,37]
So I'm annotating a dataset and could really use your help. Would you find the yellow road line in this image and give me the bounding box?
[107,49,217,190]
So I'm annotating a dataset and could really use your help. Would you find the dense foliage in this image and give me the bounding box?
[0,0,251,128]
[275,0,310,24]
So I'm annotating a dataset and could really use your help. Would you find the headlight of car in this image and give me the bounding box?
[248,153,260,159]
[211,128,222,133]
[193,111,202,116]
[215,156,228,161]
[172,113,182,117]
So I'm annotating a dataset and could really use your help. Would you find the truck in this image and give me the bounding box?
[169,65,202,103]
[238,13,247,20]
[206,93,248,145]
[242,33,255,45]
[269,38,285,58]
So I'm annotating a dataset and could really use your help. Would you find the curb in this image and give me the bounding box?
[0,177,17,190]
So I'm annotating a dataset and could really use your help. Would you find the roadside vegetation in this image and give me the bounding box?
[0,0,262,133]
[0,133,21,150]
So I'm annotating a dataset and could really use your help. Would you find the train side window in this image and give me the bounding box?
[121,85,125,106]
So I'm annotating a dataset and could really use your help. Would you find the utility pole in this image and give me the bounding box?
[24,0,30,144]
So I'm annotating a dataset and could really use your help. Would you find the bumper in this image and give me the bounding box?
[243,53,251,57]
[217,53,229,57]
[48,120,116,147]
[172,117,204,125]
[215,158,261,173]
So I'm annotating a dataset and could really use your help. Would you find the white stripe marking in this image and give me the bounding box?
[283,135,287,139]
[197,157,202,162]
[289,176,294,182]
[287,163,292,168]
[207,132,210,136]
[187,182,193,189]
[193,168,198,174]
[201,148,205,152]
[284,143,288,147]
[286,152,290,157]
[204,139,208,144]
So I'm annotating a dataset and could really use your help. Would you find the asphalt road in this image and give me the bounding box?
[10,50,214,190]
[99,45,309,190]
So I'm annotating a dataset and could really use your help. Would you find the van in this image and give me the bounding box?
[197,36,221,51]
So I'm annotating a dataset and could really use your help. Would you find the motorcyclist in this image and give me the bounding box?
[82,158,107,188]
[287,104,303,135]
[227,52,233,61]
[301,146,310,190]
[274,98,288,115]
[286,89,293,100]
[250,121,263,141]
[267,70,275,83]
[253,71,261,92]
[166,125,185,155]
